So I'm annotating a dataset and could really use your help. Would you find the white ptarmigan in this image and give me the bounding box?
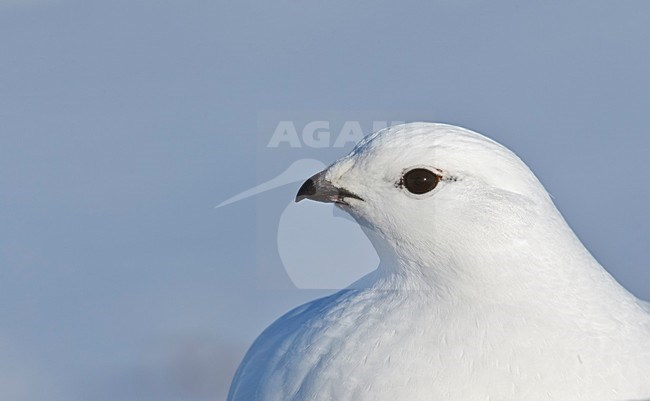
[228,123,650,401]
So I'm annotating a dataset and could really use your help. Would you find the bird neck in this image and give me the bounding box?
[359,204,629,310]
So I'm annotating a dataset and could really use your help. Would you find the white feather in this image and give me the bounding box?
[228,123,650,401]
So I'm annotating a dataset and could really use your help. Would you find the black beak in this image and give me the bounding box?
[295,171,363,204]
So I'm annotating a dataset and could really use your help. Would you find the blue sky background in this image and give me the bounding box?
[1,1,649,400]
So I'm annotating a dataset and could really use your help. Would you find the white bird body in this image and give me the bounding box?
[228,123,650,401]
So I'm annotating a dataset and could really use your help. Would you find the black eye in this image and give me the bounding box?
[401,168,440,195]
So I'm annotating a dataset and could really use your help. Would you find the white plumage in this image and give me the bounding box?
[228,123,650,401]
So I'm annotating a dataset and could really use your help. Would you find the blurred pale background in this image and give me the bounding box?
[1,1,649,400]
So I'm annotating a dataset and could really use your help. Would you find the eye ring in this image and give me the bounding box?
[399,168,441,195]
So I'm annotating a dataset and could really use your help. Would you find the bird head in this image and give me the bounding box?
[296,123,574,291]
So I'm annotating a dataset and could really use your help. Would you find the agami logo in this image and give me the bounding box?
[217,157,379,290]
[216,118,411,289]
[267,120,403,148]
